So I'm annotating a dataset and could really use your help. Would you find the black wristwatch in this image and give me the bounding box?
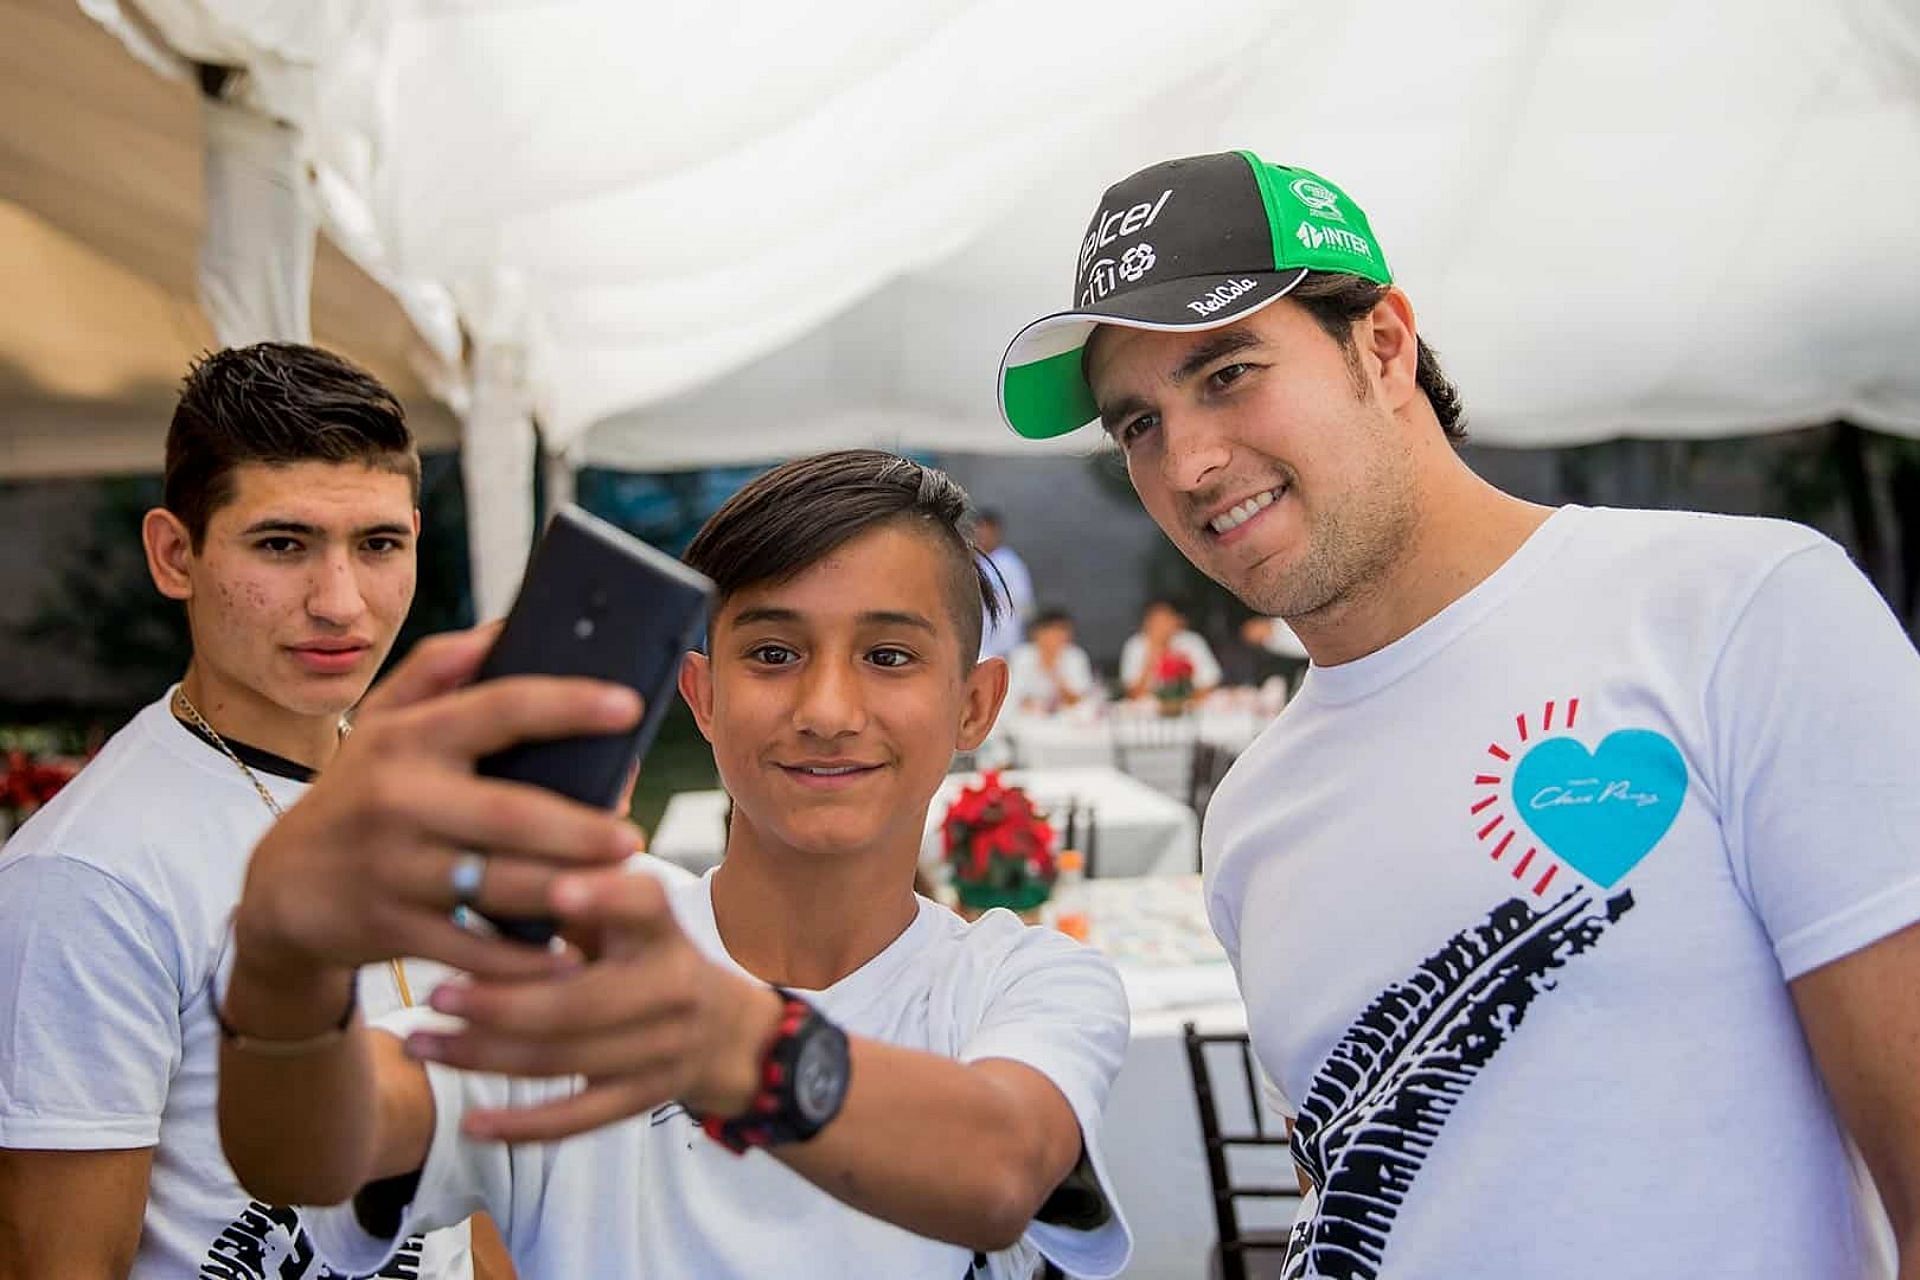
[700,989,850,1154]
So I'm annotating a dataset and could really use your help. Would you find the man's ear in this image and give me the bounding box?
[142,508,195,602]
[956,655,1010,753]
[1365,286,1421,414]
[677,649,716,744]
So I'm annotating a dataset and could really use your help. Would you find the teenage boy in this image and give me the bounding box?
[998,149,1920,1277]
[215,450,1134,1279]
[0,344,484,1277]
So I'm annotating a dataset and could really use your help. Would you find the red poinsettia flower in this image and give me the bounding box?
[1154,651,1196,685]
[942,772,1059,904]
[3,751,79,815]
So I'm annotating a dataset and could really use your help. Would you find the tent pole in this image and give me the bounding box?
[539,428,578,516]
[461,340,539,619]
[196,79,316,346]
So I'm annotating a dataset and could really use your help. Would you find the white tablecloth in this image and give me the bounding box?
[987,700,1277,773]
[649,766,1198,879]
[1084,876,1298,1278]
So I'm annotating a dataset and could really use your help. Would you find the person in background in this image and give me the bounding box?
[1006,607,1097,715]
[974,509,1035,661]
[213,449,1133,1280]
[0,343,499,1279]
[1241,614,1310,694]
[1240,616,1307,662]
[998,146,1920,1278]
[1119,598,1221,701]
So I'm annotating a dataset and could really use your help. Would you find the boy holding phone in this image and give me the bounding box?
[215,450,1134,1278]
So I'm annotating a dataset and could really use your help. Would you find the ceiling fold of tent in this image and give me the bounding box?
[7,0,1919,468]
[0,0,458,470]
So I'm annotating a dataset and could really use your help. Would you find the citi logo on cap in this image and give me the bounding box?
[1077,188,1173,301]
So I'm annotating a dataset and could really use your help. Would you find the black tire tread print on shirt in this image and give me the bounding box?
[1284,889,1634,1279]
[199,1199,424,1279]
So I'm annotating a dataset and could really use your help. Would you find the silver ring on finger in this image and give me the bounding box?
[449,850,488,912]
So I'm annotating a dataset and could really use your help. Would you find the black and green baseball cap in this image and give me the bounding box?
[998,150,1392,440]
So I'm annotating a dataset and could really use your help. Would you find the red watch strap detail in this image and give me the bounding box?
[701,993,813,1154]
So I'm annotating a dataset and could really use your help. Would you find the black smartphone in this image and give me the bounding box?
[471,505,714,944]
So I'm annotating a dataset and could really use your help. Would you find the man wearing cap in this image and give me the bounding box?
[1000,150,1920,1278]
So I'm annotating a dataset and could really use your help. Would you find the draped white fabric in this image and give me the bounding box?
[589,0,1920,465]
[31,0,1920,480]
[66,0,1918,469]
[196,96,314,346]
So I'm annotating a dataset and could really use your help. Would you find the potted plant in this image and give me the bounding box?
[0,748,80,840]
[940,771,1058,920]
[1152,650,1196,715]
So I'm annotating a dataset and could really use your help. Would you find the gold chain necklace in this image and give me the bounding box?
[175,687,413,1008]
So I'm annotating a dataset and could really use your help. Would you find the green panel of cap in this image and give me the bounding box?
[1236,151,1392,285]
[1002,344,1100,440]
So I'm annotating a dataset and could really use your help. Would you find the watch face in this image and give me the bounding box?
[793,1034,848,1124]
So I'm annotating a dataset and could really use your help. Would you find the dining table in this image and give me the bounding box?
[1074,874,1298,1278]
[649,765,1201,880]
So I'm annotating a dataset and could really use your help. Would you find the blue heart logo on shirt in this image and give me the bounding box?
[1511,730,1687,887]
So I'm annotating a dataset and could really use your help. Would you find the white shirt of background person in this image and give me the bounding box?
[1007,642,1096,715]
[1119,630,1223,694]
[975,513,1035,660]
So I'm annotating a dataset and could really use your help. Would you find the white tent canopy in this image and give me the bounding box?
[10,0,1920,607]
[584,0,1920,466]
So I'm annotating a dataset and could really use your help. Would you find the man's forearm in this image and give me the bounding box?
[217,951,399,1208]
[773,1038,1080,1253]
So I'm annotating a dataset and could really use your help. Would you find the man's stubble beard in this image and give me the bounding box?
[1224,410,1421,624]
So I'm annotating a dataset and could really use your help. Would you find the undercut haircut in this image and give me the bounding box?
[164,342,420,549]
[683,450,1002,665]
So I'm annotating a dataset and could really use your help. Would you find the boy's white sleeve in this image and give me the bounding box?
[961,927,1134,1279]
[0,857,178,1150]
[301,1007,567,1276]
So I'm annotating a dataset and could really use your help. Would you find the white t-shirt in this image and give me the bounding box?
[1203,506,1920,1279]
[1006,642,1097,714]
[0,694,470,1279]
[980,545,1036,661]
[305,873,1135,1279]
[1119,629,1222,692]
[1253,616,1309,661]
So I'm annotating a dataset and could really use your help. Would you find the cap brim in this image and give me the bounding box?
[998,268,1309,440]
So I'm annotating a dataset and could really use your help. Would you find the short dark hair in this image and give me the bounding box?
[164,343,420,549]
[1031,607,1074,631]
[1288,271,1467,441]
[975,509,1004,528]
[682,450,1002,664]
